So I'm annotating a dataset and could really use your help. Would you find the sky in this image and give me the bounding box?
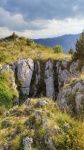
[0,0,84,39]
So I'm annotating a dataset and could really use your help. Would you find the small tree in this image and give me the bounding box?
[53,45,63,53]
[69,48,74,55]
[74,31,84,59]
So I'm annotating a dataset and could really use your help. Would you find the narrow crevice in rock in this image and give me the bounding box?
[53,60,59,100]
[29,60,46,97]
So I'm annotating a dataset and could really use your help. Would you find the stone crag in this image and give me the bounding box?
[1,58,84,115]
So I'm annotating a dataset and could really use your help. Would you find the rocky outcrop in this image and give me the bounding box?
[69,60,79,76]
[56,60,79,91]
[45,59,55,98]
[15,58,34,95]
[1,58,82,111]
[31,61,41,97]
[58,79,84,114]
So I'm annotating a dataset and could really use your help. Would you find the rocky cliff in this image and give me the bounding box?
[1,58,84,116]
[0,57,84,150]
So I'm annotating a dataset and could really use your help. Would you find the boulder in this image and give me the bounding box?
[47,125,63,134]
[1,64,12,72]
[42,118,50,127]
[39,99,49,106]
[24,98,31,105]
[64,122,70,129]
[44,136,56,150]
[23,137,33,150]
[34,110,42,119]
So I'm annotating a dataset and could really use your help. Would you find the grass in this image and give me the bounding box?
[0,71,18,109]
[0,34,71,65]
[0,98,84,150]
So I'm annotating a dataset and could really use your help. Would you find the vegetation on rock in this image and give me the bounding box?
[0,71,17,109]
[0,33,84,150]
[0,98,84,150]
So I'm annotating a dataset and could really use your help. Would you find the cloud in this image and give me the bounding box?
[0,0,84,38]
[1,0,84,21]
[0,18,84,39]
[0,7,49,31]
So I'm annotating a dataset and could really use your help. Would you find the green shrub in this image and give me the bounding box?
[0,53,6,62]
[74,30,84,60]
[0,72,17,109]
[69,48,74,55]
[10,135,23,150]
[53,45,63,53]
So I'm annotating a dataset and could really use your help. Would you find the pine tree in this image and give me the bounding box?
[74,31,84,59]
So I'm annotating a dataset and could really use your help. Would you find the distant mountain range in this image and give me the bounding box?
[34,33,81,53]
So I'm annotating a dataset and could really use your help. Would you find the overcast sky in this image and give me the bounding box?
[0,0,84,39]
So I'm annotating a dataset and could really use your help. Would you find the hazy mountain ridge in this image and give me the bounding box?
[34,33,81,53]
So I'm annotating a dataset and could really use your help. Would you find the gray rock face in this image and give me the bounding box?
[16,58,34,95]
[23,137,33,150]
[33,61,41,96]
[45,59,55,98]
[70,60,79,76]
[56,60,70,91]
[58,69,70,84]
[58,79,84,113]
[61,60,68,68]
[81,66,84,73]
[75,92,83,109]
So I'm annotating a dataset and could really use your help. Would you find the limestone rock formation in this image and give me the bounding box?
[45,59,55,98]
[16,58,34,95]
[32,61,41,96]
[58,79,84,114]
[1,57,84,115]
[69,60,79,76]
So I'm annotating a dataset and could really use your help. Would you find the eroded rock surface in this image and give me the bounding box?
[16,58,34,95]
[45,59,55,98]
[58,79,84,113]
